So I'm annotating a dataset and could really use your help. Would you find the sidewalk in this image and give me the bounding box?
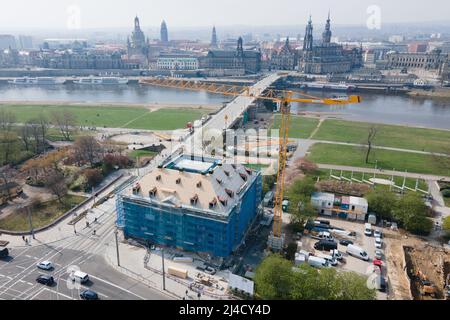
[103,239,235,301]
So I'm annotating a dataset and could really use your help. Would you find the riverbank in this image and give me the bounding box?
[407,88,450,98]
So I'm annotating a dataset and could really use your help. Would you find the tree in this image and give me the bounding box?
[73,136,102,166]
[254,254,293,300]
[443,216,450,236]
[294,157,318,175]
[365,126,378,164]
[0,110,16,132]
[287,177,317,198]
[83,168,104,189]
[365,188,398,220]
[20,123,33,152]
[0,131,20,165]
[44,171,67,204]
[52,110,76,141]
[38,114,49,151]
[255,255,376,300]
[393,193,433,235]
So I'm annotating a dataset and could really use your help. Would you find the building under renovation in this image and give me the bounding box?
[116,154,262,257]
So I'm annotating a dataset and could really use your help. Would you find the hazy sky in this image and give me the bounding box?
[1,0,449,30]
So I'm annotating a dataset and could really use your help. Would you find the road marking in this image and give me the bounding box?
[29,287,45,300]
[43,288,76,300]
[89,275,145,300]
[16,265,26,270]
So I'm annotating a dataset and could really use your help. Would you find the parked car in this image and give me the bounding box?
[375,237,383,249]
[376,276,387,292]
[36,275,54,286]
[375,250,383,260]
[204,266,216,275]
[36,261,53,270]
[0,248,9,259]
[374,230,383,238]
[330,249,343,261]
[80,290,99,300]
[339,239,354,246]
[364,223,373,236]
[314,239,337,251]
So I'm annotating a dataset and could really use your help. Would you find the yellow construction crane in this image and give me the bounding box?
[140,77,361,248]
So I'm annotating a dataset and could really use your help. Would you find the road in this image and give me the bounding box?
[0,197,169,300]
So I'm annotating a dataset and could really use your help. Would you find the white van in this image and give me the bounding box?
[364,223,372,236]
[316,253,338,266]
[346,244,369,261]
[71,270,89,284]
[307,256,330,269]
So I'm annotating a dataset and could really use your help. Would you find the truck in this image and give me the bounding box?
[263,191,274,207]
[311,231,334,241]
[167,266,188,279]
[346,244,369,261]
[415,270,436,298]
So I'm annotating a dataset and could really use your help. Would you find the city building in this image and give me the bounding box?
[161,20,169,44]
[127,16,150,67]
[116,154,263,257]
[298,15,363,74]
[33,50,124,69]
[0,35,17,50]
[156,54,199,70]
[311,192,368,221]
[18,35,33,50]
[386,48,448,74]
[270,37,297,70]
[199,37,261,75]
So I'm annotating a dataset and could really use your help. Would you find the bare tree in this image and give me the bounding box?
[38,114,49,151]
[0,131,20,165]
[365,126,378,164]
[73,136,102,166]
[0,110,16,132]
[20,123,33,152]
[0,166,17,199]
[44,171,67,204]
[52,110,76,141]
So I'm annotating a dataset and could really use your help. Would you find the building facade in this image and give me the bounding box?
[299,15,363,74]
[311,192,368,221]
[270,37,297,70]
[199,37,261,74]
[156,54,199,70]
[386,48,448,75]
[116,154,262,257]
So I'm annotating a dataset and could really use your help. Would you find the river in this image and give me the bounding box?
[0,84,449,130]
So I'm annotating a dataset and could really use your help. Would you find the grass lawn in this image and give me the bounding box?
[128,149,157,159]
[272,115,319,139]
[444,197,450,207]
[307,143,450,177]
[124,108,207,130]
[0,195,86,232]
[0,104,207,130]
[312,119,450,154]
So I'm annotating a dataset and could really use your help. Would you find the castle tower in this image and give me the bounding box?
[211,26,218,48]
[303,16,313,51]
[160,20,169,43]
[322,11,332,44]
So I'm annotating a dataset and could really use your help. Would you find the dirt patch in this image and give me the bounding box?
[386,227,449,300]
[404,245,448,300]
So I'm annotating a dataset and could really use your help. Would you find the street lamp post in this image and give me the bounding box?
[115,228,120,266]
[26,206,34,242]
[161,248,166,291]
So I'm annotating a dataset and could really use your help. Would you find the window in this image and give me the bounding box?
[156,175,161,181]
[149,187,157,198]
[190,194,199,205]
[176,178,181,184]
[196,181,202,188]
[209,198,218,209]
